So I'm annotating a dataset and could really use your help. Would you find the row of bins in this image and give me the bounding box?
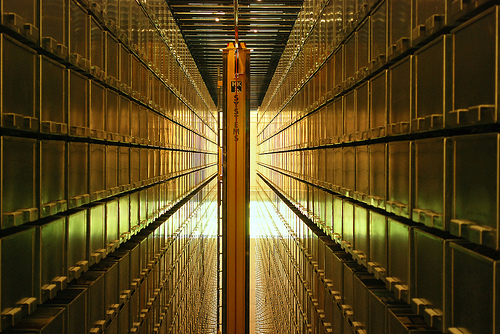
[260,6,500,150]
[0,32,215,146]
[260,132,500,251]
[258,0,499,144]
[1,134,217,229]
[0,0,217,135]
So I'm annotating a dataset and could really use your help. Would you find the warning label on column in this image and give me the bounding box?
[231,81,242,92]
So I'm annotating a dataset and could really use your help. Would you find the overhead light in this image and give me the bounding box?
[253,30,258,33]
[215,17,220,21]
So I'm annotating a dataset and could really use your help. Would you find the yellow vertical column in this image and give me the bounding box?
[222,42,250,334]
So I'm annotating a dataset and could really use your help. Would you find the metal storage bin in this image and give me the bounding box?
[0,226,36,331]
[108,251,131,301]
[131,55,141,99]
[355,145,369,202]
[369,211,387,280]
[325,249,351,299]
[450,6,499,126]
[118,195,130,241]
[367,288,406,334]
[130,102,140,143]
[40,0,66,58]
[148,75,158,111]
[387,140,411,218]
[89,81,105,139]
[65,208,88,282]
[356,83,369,141]
[106,90,119,141]
[129,191,139,231]
[1,136,37,228]
[342,35,356,90]
[388,0,412,59]
[105,32,119,85]
[139,17,150,62]
[91,259,119,314]
[68,70,89,137]
[118,146,130,190]
[325,148,335,190]
[40,140,66,218]
[86,202,106,266]
[343,92,356,142]
[370,0,387,71]
[139,189,147,225]
[106,316,118,334]
[68,142,89,209]
[90,17,103,79]
[342,147,355,196]
[122,241,141,286]
[369,70,388,138]
[332,196,344,237]
[88,0,106,23]
[387,307,441,333]
[341,260,365,323]
[140,147,148,184]
[119,0,131,43]
[353,205,368,265]
[3,306,65,334]
[413,35,452,131]
[147,110,157,146]
[106,145,118,196]
[352,273,385,333]
[413,137,450,230]
[369,143,386,208]
[389,56,413,135]
[333,50,343,95]
[73,270,105,331]
[356,18,370,81]
[451,0,495,25]
[139,105,148,144]
[105,198,119,253]
[35,216,66,303]
[137,233,149,274]
[119,44,130,93]
[118,96,130,142]
[106,0,119,29]
[449,242,500,334]
[44,287,88,334]
[147,186,158,220]
[40,56,66,134]
[90,143,106,201]
[451,133,499,249]
[1,34,37,131]
[0,0,38,43]
[387,218,414,303]
[413,228,460,331]
[412,0,450,45]
[68,0,89,71]
[117,299,130,334]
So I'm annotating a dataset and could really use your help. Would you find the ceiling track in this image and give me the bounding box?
[166,0,303,109]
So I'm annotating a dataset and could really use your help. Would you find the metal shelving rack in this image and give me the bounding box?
[255,0,500,332]
[0,0,219,333]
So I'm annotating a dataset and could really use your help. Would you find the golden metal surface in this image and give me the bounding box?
[222,42,250,334]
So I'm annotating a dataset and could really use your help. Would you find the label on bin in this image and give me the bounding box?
[231,81,242,92]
